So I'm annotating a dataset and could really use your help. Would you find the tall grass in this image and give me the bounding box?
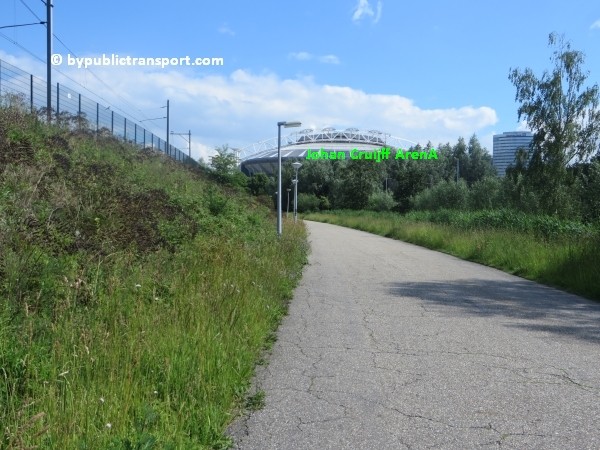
[304,210,600,301]
[1,104,307,449]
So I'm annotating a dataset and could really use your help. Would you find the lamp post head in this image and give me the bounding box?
[278,121,302,128]
[292,161,302,170]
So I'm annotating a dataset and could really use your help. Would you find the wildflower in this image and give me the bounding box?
[106,423,112,429]
[153,390,158,395]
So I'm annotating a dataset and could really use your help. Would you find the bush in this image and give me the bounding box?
[367,190,397,212]
[468,176,503,210]
[248,173,269,196]
[318,195,331,211]
[403,208,598,239]
[296,193,320,213]
[578,159,600,222]
[411,179,469,211]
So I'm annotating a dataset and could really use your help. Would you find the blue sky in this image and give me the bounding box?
[1,0,599,161]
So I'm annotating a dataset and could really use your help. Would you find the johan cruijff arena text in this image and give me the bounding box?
[239,128,417,176]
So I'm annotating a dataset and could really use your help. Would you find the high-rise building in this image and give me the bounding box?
[492,131,533,176]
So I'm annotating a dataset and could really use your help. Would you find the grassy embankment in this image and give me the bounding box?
[304,209,600,301]
[0,104,307,449]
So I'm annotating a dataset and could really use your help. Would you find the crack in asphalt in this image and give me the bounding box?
[227,221,600,449]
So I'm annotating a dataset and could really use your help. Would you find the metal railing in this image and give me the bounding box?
[0,58,192,163]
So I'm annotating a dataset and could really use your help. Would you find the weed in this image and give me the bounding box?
[0,105,308,449]
[245,391,266,411]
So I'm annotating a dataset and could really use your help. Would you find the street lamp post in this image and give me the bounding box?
[292,161,302,223]
[292,179,298,222]
[286,188,291,218]
[277,120,302,237]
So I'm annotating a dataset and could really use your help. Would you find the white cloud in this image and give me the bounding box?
[591,19,600,30]
[0,51,497,162]
[218,24,235,36]
[352,0,382,23]
[290,52,341,64]
[516,120,531,132]
[319,54,340,64]
[374,1,383,23]
[288,51,313,61]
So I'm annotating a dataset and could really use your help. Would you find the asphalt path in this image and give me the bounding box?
[228,220,600,449]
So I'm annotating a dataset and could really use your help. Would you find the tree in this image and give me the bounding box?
[390,143,433,212]
[452,137,468,183]
[296,159,335,198]
[209,144,249,188]
[508,32,600,214]
[333,159,381,209]
[248,173,269,196]
[210,144,239,177]
[466,135,495,185]
[577,158,600,222]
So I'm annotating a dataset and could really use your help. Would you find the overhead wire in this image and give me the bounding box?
[8,0,166,128]
[19,0,43,22]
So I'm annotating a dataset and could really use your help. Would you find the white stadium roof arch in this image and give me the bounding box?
[239,128,420,175]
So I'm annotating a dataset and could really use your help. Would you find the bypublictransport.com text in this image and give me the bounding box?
[51,53,224,69]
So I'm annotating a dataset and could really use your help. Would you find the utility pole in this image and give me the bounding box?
[46,0,53,122]
[166,100,170,155]
[171,130,192,160]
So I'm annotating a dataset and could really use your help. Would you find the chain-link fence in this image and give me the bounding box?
[0,59,192,163]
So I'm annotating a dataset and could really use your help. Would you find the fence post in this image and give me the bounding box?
[56,82,60,122]
[0,59,186,160]
[30,75,34,113]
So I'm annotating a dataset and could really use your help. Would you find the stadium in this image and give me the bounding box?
[239,128,417,176]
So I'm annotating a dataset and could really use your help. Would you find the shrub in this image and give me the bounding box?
[296,193,320,213]
[411,180,469,211]
[367,190,397,212]
[468,176,503,210]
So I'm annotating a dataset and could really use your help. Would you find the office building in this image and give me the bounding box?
[492,131,533,176]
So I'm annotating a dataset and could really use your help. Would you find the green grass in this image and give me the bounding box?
[0,104,308,449]
[244,391,266,411]
[304,210,600,301]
